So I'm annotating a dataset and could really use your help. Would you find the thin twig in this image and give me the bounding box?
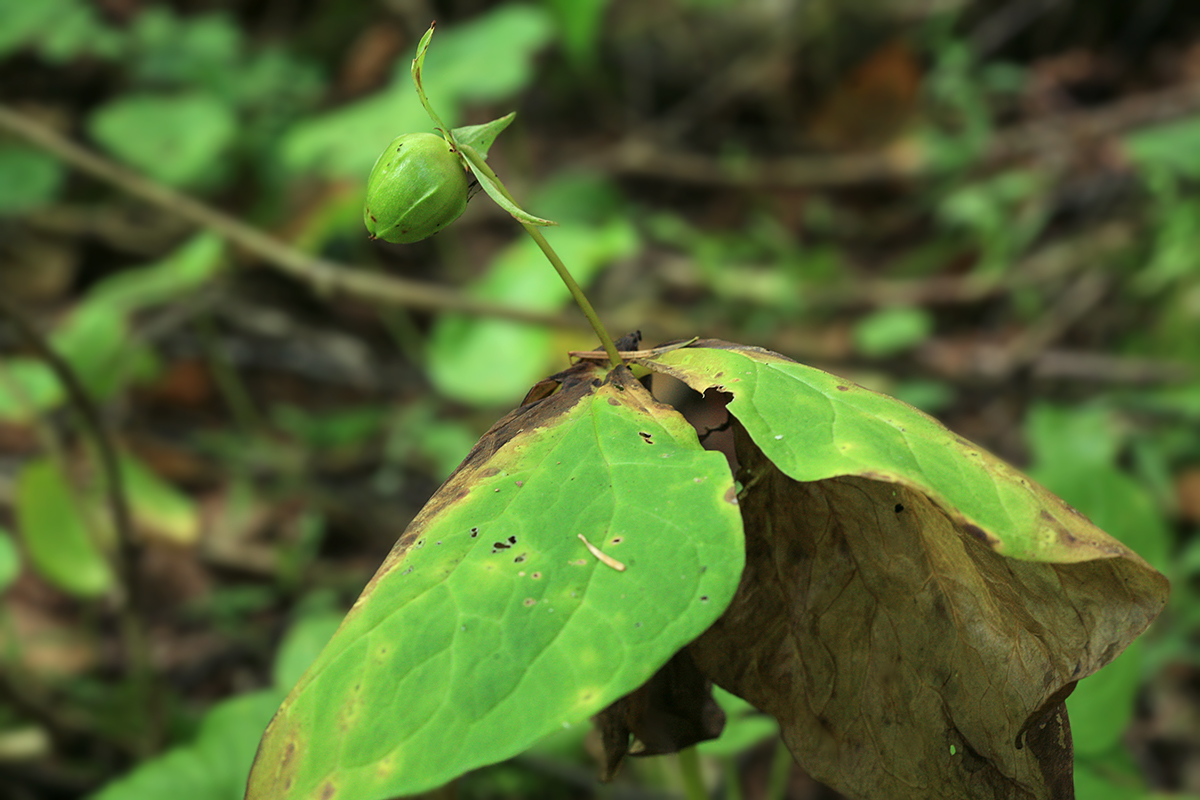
[0,104,574,328]
[0,298,161,754]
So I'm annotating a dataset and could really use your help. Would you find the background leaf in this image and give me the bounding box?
[14,458,114,598]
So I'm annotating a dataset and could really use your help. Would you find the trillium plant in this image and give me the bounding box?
[246,23,1169,800]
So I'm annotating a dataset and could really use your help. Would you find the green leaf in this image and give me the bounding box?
[119,452,199,546]
[852,306,933,358]
[87,93,236,188]
[459,143,558,227]
[0,359,64,422]
[1124,116,1200,179]
[247,364,743,800]
[90,234,226,312]
[543,0,611,67]
[1066,639,1143,756]
[0,143,65,213]
[15,458,114,598]
[89,690,282,800]
[451,112,516,160]
[0,527,20,591]
[410,24,451,138]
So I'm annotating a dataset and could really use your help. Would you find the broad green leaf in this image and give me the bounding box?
[87,92,236,188]
[451,112,516,160]
[247,364,743,800]
[428,213,636,405]
[15,458,114,598]
[119,452,199,546]
[0,527,20,591]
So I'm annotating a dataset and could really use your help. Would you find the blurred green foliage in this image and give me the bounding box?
[2,0,1199,797]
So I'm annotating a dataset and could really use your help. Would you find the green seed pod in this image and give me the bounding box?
[363,132,469,243]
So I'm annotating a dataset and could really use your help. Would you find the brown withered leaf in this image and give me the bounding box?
[687,423,1165,800]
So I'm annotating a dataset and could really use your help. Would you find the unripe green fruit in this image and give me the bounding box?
[363,132,469,243]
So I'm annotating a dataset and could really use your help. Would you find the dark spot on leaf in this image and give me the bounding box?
[415,538,425,548]
[724,485,739,505]
[492,542,510,551]
[436,540,442,545]
[479,467,499,479]
[515,480,524,487]
[611,536,623,544]
[639,431,654,443]
[608,398,620,406]
[509,535,517,544]
[962,523,991,544]
[321,781,336,800]
[470,527,479,537]
[700,595,709,602]
[591,379,602,388]
[532,572,541,579]
[894,503,905,513]
[523,598,536,607]
[514,554,526,563]
[836,385,849,391]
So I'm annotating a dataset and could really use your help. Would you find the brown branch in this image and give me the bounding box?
[0,104,574,328]
[602,79,1200,188]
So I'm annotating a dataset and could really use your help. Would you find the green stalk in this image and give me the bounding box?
[677,747,709,800]
[458,144,622,368]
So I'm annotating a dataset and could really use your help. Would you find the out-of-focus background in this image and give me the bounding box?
[1,0,1199,797]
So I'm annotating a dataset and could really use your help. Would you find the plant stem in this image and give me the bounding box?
[677,747,708,800]
[457,143,622,368]
[521,223,622,367]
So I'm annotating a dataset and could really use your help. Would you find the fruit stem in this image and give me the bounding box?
[459,147,622,368]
